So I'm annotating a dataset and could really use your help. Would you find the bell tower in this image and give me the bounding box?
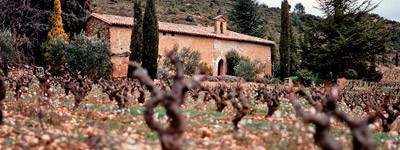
[213,15,228,34]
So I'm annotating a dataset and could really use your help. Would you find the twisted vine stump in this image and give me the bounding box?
[128,51,204,150]
[265,88,280,117]
[378,95,400,132]
[62,75,73,96]
[99,80,124,109]
[228,85,250,130]
[289,88,341,150]
[14,69,34,112]
[327,87,377,150]
[15,74,33,101]
[207,85,228,112]
[68,71,92,109]
[137,85,146,103]
[34,66,51,98]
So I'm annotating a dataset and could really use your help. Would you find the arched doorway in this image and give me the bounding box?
[218,59,224,76]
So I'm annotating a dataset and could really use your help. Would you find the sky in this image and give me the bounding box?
[258,0,400,22]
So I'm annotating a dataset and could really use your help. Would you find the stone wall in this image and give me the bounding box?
[108,26,132,77]
[158,32,272,76]
[87,22,272,77]
[109,26,132,54]
[111,56,129,77]
[85,18,111,43]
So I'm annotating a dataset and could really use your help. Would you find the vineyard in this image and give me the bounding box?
[0,53,399,150]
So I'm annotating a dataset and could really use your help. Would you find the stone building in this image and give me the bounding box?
[86,13,275,77]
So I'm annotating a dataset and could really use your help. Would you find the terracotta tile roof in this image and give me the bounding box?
[90,13,275,45]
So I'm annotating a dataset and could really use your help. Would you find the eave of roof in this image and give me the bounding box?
[89,13,275,46]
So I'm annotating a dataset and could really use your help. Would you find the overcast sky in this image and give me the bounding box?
[258,0,400,22]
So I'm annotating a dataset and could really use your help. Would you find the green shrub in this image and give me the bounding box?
[264,73,272,79]
[198,62,213,75]
[295,69,323,86]
[162,47,201,76]
[42,37,68,76]
[234,59,265,81]
[289,76,299,85]
[43,34,112,79]
[270,78,282,84]
[296,69,313,86]
[226,50,246,76]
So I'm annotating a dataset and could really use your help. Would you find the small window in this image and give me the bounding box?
[171,33,175,36]
[162,32,166,35]
[220,22,224,34]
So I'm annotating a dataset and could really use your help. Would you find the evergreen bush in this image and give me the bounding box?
[198,62,213,75]
[162,47,201,76]
[43,34,112,79]
[234,59,265,81]
[226,50,245,76]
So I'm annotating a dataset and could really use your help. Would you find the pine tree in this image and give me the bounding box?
[229,0,265,38]
[142,0,159,79]
[279,0,290,79]
[302,0,390,81]
[128,0,143,78]
[47,0,68,43]
[294,3,305,14]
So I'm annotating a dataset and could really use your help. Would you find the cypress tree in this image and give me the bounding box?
[47,0,68,43]
[279,0,290,79]
[128,0,143,78]
[142,0,159,79]
[229,0,265,38]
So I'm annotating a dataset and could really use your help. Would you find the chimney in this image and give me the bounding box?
[213,15,227,34]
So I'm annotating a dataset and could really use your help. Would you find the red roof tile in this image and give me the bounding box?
[90,13,275,45]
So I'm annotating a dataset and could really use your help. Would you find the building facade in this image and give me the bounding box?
[86,13,275,77]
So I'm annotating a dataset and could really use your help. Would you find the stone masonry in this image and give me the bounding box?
[86,13,275,77]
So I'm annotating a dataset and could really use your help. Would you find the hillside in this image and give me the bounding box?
[92,0,234,26]
[91,0,399,52]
